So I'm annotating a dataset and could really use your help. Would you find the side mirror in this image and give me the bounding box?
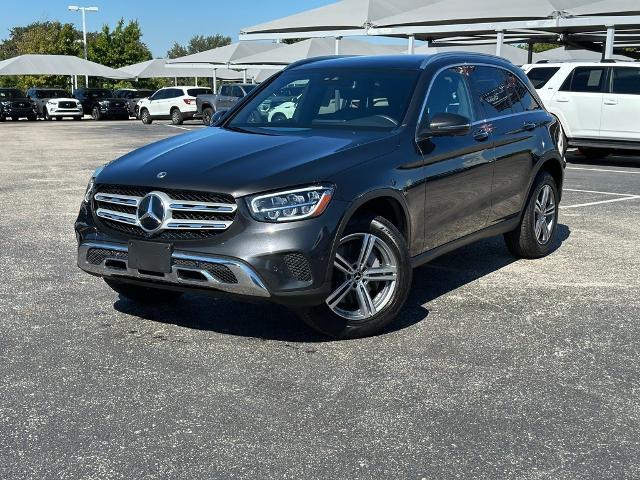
[417,113,471,140]
[210,109,229,126]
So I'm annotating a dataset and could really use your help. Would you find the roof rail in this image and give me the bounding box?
[284,55,352,71]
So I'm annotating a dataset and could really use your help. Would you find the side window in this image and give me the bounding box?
[610,67,640,95]
[154,90,167,100]
[526,67,560,89]
[560,67,606,93]
[423,67,475,121]
[505,72,541,112]
[231,86,244,98]
[220,86,230,97]
[467,66,514,118]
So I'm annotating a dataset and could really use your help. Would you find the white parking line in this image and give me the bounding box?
[567,167,640,175]
[163,124,190,131]
[561,188,640,209]
[564,188,638,197]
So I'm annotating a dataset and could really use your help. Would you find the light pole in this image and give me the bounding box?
[68,5,98,86]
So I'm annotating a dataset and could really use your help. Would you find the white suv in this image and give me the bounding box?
[137,86,212,125]
[523,61,640,157]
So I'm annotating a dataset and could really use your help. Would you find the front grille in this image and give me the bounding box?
[12,102,31,109]
[173,258,238,284]
[59,101,76,109]
[87,248,128,265]
[283,253,312,282]
[93,184,237,241]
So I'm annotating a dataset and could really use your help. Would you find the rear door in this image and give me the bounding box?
[420,66,495,250]
[600,66,640,141]
[147,89,165,116]
[468,66,546,223]
[218,86,234,109]
[550,66,607,139]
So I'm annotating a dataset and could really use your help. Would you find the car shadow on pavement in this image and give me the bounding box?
[113,224,570,342]
[567,152,640,168]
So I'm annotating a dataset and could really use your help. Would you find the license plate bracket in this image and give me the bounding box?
[128,241,173,274]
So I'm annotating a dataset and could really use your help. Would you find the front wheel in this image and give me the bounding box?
[92,106,102,121]
[297,216,412,339]
[504,172,559,259]
[104,278,183,304]
[140,109,152,124]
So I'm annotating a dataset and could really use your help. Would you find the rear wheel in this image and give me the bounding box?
[504,172,559,259]
[298,215,412,339]
[578,147,610,159]
[171,108,183,125]
[92,106,102,121]
[43,108,51,121]
[140,108,152,124]
[104,278,183,304]
[271,112,287,123]
[202,107,214,125]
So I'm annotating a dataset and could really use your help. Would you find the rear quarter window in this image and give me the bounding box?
[526,67,560,89]
[560,67,607,93]
[610,67,640,95]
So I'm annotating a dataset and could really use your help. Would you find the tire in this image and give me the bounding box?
[271,112,287,123]
[140,108,152,124]
[297,215,412,339]
[104,278,183,304]
[73,116,82,121]
[43,108,51,121]
[171,108,183,125]
[504,172,559,259]
[578,147,610,159]
[202,107,214,125]
[10,117,18,121]
[91,106,102,121]
[27,115,37,121]
[0,116,4,122]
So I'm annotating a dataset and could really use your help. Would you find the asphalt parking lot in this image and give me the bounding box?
[1,118,639,479]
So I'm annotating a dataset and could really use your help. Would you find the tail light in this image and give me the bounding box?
[183,98,196,105]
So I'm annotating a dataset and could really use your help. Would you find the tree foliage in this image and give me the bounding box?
[167,34,232,59]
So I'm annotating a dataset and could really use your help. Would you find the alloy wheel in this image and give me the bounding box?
[326,233,398,321]
[534,184,556,245]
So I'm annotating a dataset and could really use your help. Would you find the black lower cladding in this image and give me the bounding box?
[128,241,173,274]
[85,247,238,284]
[282,253,313,282]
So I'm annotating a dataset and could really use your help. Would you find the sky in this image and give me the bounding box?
[0,0,339,57]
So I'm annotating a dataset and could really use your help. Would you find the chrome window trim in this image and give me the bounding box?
[415,61,543,141]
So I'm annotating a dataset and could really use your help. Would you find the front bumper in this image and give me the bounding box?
[75,199,348,306]
[1,107,35,118]
[78,241,271,298]
[49,108,83,117]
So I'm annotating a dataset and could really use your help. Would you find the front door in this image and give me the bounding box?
[420,66,495,251]
[600,66,640,142]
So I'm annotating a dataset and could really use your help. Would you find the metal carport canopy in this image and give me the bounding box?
[0,54,131,79]
[118,59,245,80]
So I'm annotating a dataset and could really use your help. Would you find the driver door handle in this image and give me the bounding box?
[522,121,537,131]
[473,130,490,142]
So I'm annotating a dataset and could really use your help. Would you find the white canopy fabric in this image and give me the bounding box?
[241,0,424,34]
[415,43,540,65]
[118,59,245,80]
[233,37,404,66]
[0,54,131,79]
[535,46,634,61]
[167,42,284,66]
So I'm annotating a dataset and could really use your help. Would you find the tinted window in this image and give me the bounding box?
[187,88,212,97]
[231,86,244,97]
[230,69,420,131]
[220,86,231,96]
[560,67,606,93]
[87,89,113,99]
[424,67,474,120]
[137,90,154,98]
[0,89,23,99]
[505,72,541,112]
[242,85,257,94]
[467,66,514,117]
[40,90,69,99]
[526,67,560,89]
[611,67,640,95]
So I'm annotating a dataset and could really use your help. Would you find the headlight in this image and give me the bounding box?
[1,101,10,107]
[47,100,57,105]
[248,185,334,222]
[99,100,109,106]
[83,165,105,204]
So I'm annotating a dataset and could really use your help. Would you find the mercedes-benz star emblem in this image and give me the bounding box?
[137,193,166,233]
[157,172,167,179]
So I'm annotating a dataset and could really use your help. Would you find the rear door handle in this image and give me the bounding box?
[522,121,537,131]
[473,130,490,142]
[603,98,618,105]
[555,97,569,103]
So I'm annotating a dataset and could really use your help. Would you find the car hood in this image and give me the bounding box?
[97,127,401,197]
[47,98,77,102]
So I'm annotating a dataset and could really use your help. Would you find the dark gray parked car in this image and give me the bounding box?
[196,84,257,124]
[113,88,155,118]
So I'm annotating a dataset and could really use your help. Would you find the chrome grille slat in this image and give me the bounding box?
[93,186,236,238]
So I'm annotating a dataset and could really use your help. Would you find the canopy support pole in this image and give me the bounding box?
[408,35,416,54]
[174,77,177,86]
[528,42,534,64]
[604,25,616,59]
[495,30,505,57]
[335,36,342,55]
[213,69,217,93]
[243,70,247,83]
[195,76,198,86]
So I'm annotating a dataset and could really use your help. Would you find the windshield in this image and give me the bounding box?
[0,89,24,99]
[88,90,113,99]
[137,90,154,98]
[39,90,69,99]
[526,67,560,89]
[187,88,212,97]
[243,85,257,94]
[228,68,420,131]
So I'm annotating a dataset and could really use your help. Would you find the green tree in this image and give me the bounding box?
[167,34,231,58]
[88,18,152,69]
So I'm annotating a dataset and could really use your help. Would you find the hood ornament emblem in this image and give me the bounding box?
[157,171,167,179]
